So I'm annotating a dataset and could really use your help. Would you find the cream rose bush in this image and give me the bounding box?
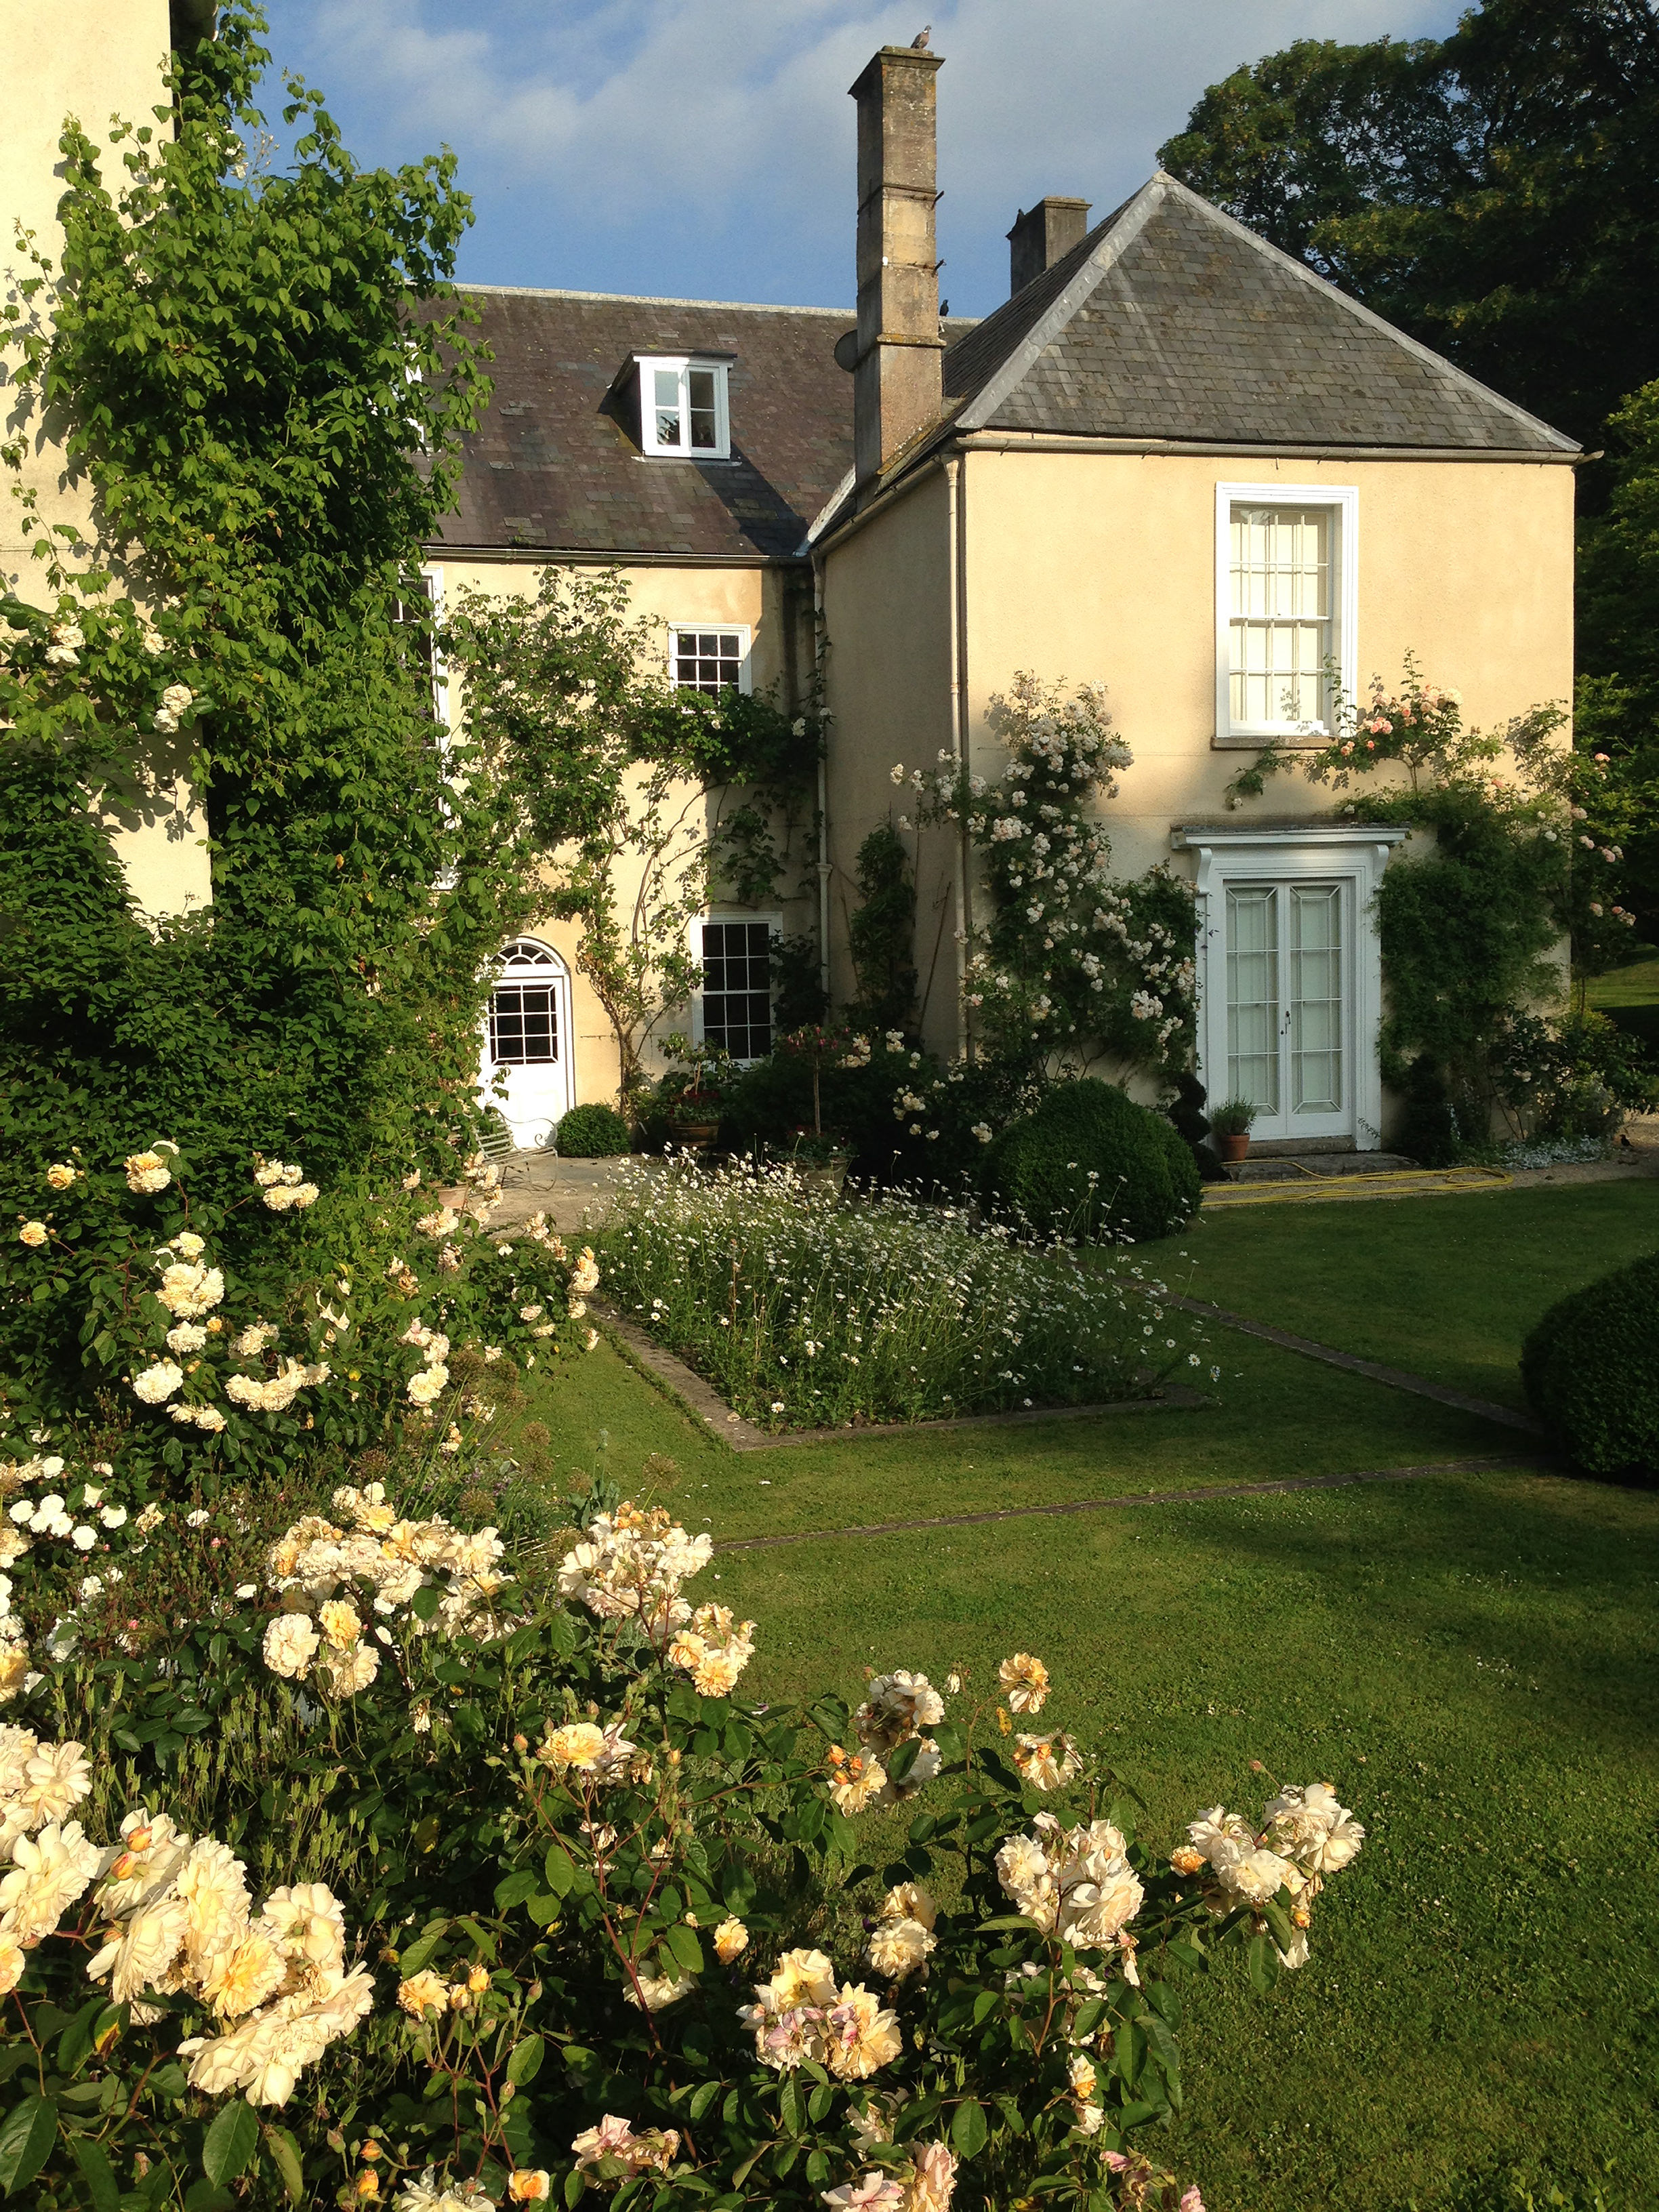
[0,1143,599,1597]
[0,1450,1364,2210]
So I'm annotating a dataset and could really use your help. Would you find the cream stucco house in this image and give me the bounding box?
[413,39,1580,1152]
[5,20,1580,1151]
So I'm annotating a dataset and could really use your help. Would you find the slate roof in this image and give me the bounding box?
[942,173,1578,456]
[428,287,859,560]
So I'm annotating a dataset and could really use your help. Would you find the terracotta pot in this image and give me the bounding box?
[1217,1132,1251,1164]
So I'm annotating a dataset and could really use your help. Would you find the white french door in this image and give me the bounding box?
[1223,881,1351,1141]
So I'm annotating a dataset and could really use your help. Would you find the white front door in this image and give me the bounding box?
[1223,881,1351,1141]
[482,939,574,1149]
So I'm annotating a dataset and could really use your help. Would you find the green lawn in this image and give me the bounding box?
[521,1181,1659,2212]
[1589,951,1659,1051]
[1141,1180,1659,1411]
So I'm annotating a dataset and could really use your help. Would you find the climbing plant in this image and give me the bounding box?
[439,567,821,1105]
[846,823,919,1036]
[0,4,503,1218]
[1225,660,1654,1136]
[897,673,1199,1080]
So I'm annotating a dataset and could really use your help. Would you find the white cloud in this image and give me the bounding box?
[270,0,1462,310]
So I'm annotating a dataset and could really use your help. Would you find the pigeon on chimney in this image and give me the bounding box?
[912,26,931,47]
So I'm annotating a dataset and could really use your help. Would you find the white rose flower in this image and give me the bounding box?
[132,1361,185,1406]
[262,1613,320,1681]
[18,1223,47,1248]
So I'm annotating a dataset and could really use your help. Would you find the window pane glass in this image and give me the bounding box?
[490,982,558,1065]
[687,366,720,449]
[1226,886,1279,1114]
[651,366,682,448]
[1290,885,1343,1113]
[1229,505,1332,725]
[701,921,772,1059]
[672,628,745,697]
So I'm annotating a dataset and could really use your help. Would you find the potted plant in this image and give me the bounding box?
[1209,1097,1256,1164]
[653,1036,737,1150]
[777,1027,857,1194]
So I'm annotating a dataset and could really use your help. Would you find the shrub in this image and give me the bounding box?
[1396,1057,1460,1168]
[983,1079,1202,1245]
[1520,1249,1659,1481]
[592,1159,1214,1429]
[556,1102,633,1158]
[0,1461,1364,2209]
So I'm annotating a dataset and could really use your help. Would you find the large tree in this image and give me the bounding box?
[1159,1,1659,453]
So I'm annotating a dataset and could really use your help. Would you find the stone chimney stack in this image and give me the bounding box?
[1007,197,1091,297]
[848,44,945,487]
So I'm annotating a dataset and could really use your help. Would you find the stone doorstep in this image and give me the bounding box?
[592,1303,1208,1452]
[1227,1151,1416,1182]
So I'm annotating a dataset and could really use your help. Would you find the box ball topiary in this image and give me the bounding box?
[1520,1249,1659,1483]
[981,1077,1201,1244]
[554,1102,633,1158]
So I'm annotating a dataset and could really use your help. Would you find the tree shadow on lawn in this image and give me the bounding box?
[1139,1467,1659,1747]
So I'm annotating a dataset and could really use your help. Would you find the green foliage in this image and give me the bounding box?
[846,824,918,1034]
[905,674,1200,1080]
[1521,1248,1659,1481]
[1158,4,1659,451]
[1575,378,1659,939]
[0,1144,594,1511]
[982,1079,1202,1246]
[440,568,820,1099]
[769,932,831,1033]
[554,1103,632,1159]
[0,4,505,1212]
[592,1160,1214,1426]
[1224,661,1654,1135]
[1206,1097,1255,1138]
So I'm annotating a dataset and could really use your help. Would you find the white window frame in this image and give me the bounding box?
[1174,823,1406,1151]
[1214,483,1358,746]
[691,910,781,1063]
[638,354,731,460]
[668,622,753,697]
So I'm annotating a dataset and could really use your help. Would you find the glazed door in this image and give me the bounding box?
[1223,882,1350,1142]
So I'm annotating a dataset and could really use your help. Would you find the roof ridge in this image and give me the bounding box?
[459,281,855,317]
[1148,172,1579,454]
[954,182,1166,432]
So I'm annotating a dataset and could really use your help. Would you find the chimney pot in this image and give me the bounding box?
[1007,196,1091,298]
[849,45,945,488]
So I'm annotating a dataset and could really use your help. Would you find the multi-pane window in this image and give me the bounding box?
[639,356,730,458]
[672,627,748,697]
[393,571,446,729]
[489,940,560,1066]
[1229,505,1332,729]
[699,921,773,1060]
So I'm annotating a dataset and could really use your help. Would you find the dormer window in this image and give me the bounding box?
[638,355,731,459]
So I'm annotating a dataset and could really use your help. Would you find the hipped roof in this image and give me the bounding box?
[940,173,1578,455]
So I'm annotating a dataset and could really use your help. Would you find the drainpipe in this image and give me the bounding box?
[812,552,832,1006]
[945,453,971,1060]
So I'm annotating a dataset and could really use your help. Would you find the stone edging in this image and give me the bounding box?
[592,1305,1207,1452]
[716,1454,1551,1553]
[1165,1295,1541,1434]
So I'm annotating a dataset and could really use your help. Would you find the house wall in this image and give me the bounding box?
[431,554,817,1115]
[817,467,957,1039]
[822,444,1576,1071]
[1,0,213,920]
[956,447,1575,879]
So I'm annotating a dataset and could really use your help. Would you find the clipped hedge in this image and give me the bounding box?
[982,1076,1201,1244]
[1520,1248,1659,1482]
[556,1101,633,1157]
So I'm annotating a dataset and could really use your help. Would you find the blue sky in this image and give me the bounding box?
[258,0,1461,318]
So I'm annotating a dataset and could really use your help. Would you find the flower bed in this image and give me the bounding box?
[590,1162,1216,1431]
